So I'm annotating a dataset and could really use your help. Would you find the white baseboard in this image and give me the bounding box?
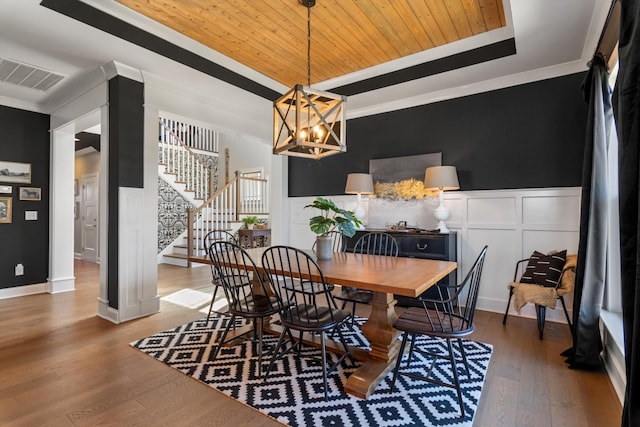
[97,298,120,324]
[0,282,48,300]
[600,311,626,405]
[49,276,75,293]
[478,296,571,324]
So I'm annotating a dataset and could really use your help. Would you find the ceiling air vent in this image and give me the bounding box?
[0,57,64,92]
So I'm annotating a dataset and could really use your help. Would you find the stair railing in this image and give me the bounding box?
[159,119,213,201]
[187,172,269,259]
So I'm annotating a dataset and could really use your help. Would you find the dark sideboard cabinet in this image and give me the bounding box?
[344,230,458,307]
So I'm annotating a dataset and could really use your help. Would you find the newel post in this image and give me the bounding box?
[235,170,241,221]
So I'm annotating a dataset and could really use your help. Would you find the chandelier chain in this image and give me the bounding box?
[307,4,311,88]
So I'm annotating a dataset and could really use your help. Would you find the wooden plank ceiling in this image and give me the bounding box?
[116,0,506,87]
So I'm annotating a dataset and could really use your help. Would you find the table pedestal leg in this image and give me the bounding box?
[344,291,400,399]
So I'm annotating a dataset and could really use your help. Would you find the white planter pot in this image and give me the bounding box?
[315,235,333,260]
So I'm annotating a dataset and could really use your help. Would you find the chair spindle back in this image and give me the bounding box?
[262,245,339,327]
[208,241,275,315]
[353,232,399,256]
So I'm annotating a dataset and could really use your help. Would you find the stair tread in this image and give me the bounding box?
[164,252,189,260]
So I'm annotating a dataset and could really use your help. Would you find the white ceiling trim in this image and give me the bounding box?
[0,93,41,113]
[347,59,589,120]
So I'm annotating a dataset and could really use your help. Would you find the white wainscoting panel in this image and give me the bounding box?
[466,228,518,305]
[467,197,517,226]
[118,187,146,322]
[522,195,581,226]
[368,198,435,230]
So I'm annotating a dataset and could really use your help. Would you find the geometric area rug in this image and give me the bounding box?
[130,314,493,427]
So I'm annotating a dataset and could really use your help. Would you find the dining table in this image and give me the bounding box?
[190,247,457,399]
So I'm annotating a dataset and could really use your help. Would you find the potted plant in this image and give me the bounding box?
[305,197,362,260]
[241,215,259,230]
[256,218,268,229]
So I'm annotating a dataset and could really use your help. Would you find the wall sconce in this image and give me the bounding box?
[424,166,459,233]
[345,173,374,229]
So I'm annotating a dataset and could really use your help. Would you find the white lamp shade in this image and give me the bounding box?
[345,173,374,194]
[424,166,460,191]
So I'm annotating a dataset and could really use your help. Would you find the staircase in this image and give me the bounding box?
[157,116,269,266]
[162,172,269,265]
[158,116,216,203]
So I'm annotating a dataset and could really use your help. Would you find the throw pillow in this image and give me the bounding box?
[520,250,567,288]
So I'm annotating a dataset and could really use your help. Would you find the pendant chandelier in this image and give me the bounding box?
[273,0,347,159]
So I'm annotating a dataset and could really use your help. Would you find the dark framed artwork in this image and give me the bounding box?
[0,161,31,184]
[19,187,41,201]
[0,196,12,223]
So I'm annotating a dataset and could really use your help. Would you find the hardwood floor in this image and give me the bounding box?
[0,260,622,426]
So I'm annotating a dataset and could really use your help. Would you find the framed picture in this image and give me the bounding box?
[0,196,12,224]
[0,161,31,184]
[20,187,41,201]
[0,185,11,194]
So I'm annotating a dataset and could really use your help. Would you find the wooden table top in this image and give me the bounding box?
[190,247,457,298]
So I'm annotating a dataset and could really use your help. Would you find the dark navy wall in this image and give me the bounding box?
[289,72,588,196]
[0,105,50,288]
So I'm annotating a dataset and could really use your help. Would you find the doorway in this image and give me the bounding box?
[74,123,101,264]
[80,172,99,262]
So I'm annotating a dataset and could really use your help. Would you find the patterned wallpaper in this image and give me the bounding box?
[198,153,219,195]
[157,176,194,253]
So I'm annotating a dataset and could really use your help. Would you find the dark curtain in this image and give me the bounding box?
[616,1,640,425]
[566,54,612,369]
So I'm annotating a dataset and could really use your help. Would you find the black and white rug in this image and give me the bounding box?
[130,315,492,427]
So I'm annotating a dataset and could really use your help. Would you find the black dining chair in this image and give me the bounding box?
[389,245,488,418]
[207,241,280,377]
[261,245,355,400]
[334,232,399,323]
[203,230,238,322]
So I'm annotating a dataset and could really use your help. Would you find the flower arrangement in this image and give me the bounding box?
[374,178,437,201]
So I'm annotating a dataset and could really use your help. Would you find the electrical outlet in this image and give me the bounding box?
[15,264,24,276]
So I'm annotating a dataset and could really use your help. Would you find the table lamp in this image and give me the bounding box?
[424,166,459,233]
[345,173,374,229]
